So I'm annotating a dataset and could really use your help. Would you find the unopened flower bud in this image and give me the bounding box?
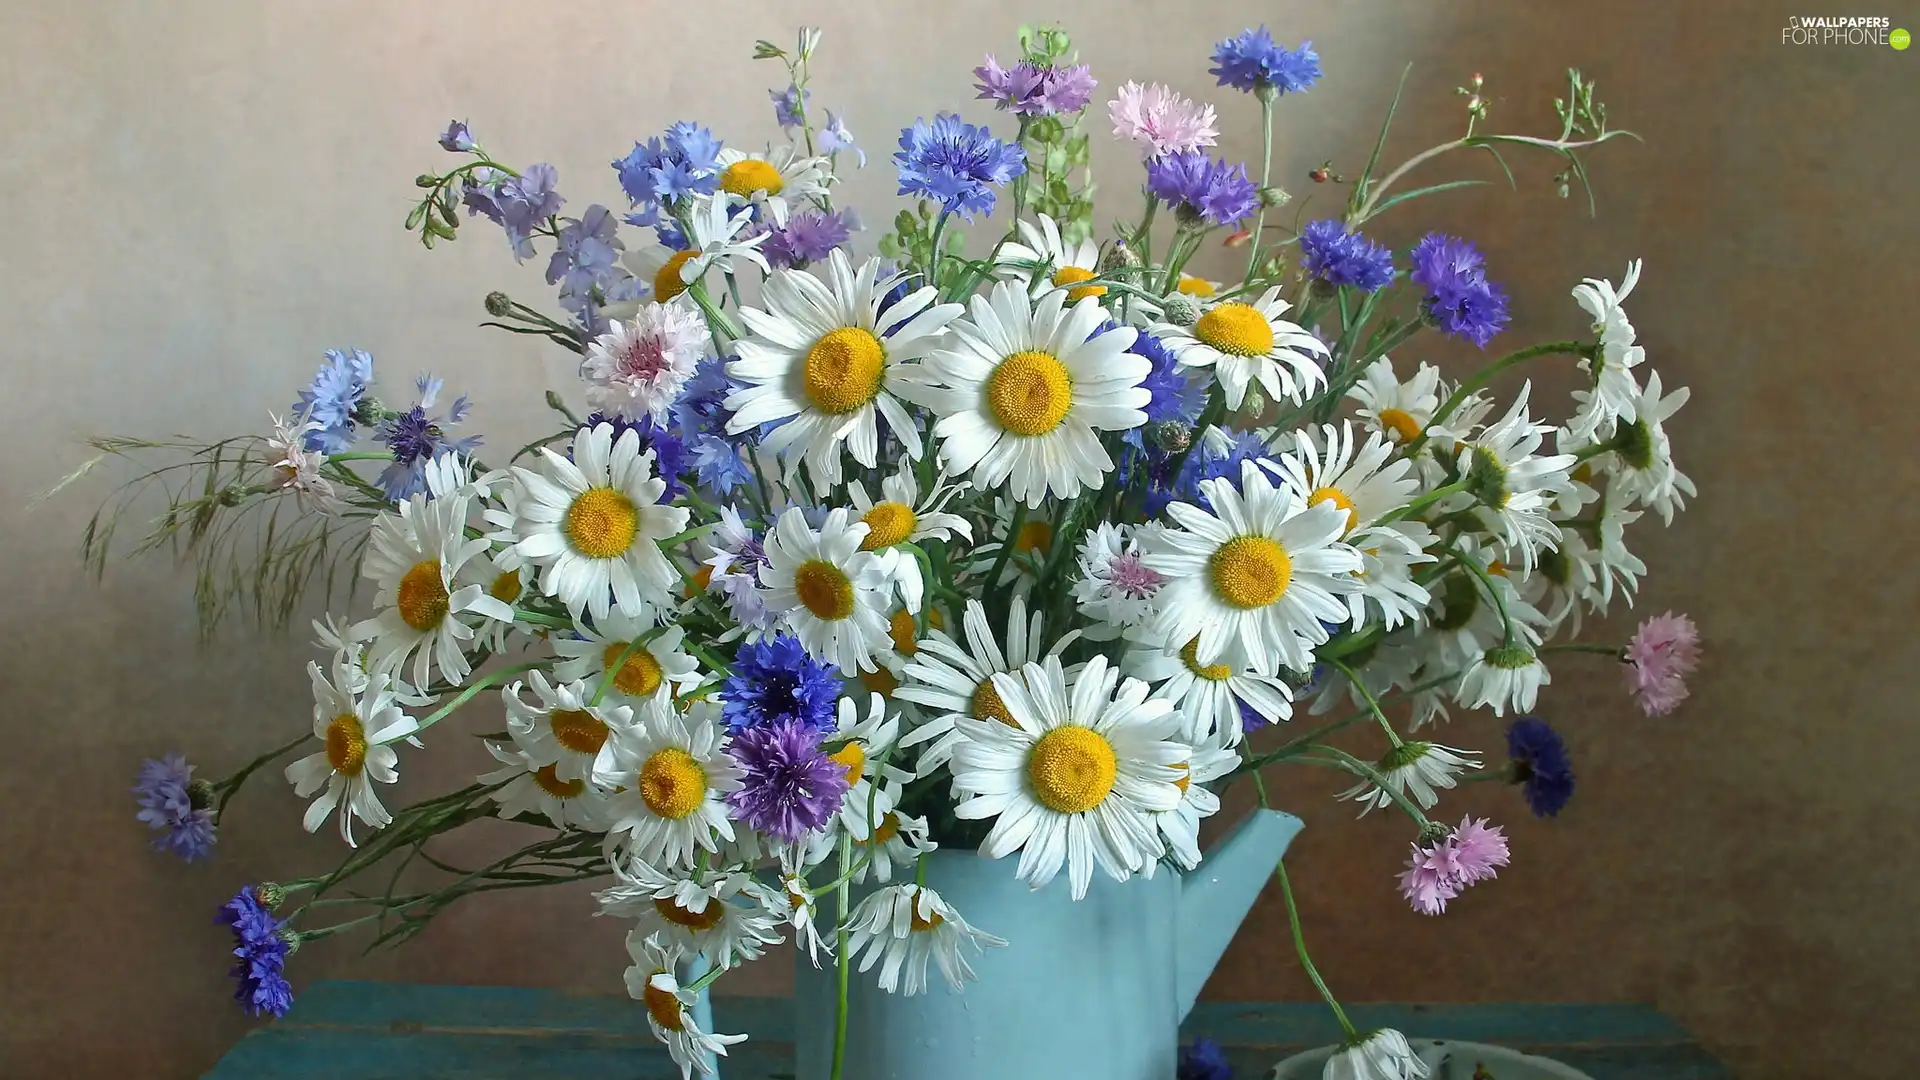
[1150,421,1192,453]
[484,291,513,317]
[414,173,438,189]
[1174,204,1205,228]
[253,883,287,910]
[351,396,386,428]
[1099,240,1140,272]
[1418,820,1454,845]
[187,779,216,811]
[1258,185,1291,208]
[1162,293,1202,327]
[1240,387,1268,416]
[1470,72,1484,89]
[275,927,303,954]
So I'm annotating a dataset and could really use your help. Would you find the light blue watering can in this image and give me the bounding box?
[784,808,1303,1080]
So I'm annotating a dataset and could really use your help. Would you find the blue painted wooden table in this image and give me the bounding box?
[204,981,1736,1079]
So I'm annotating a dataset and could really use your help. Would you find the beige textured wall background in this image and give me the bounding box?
[3,1,1914,1077]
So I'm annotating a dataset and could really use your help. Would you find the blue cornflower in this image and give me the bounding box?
[1146,151,1259,227]
[1133,326,1204,427]
[1299,219,1396,292]
[1194,428,1273,491]
[664,122,723,176]
[1410,233,1511,348]
[876,268,926,338]
[547,205,640,332]
[672,355,737,439]
[721,634,841,733]
[726,718,850,842]
[688,434,755,495]
[291,348,374,454]
[1178,1037,1234,1080]
[772,84,810,132]
[438,120,476,153]
[818,110,866,168]
[613,123,724,214]
[1210,28,1321,96]
[580,413,687,501]
[1235,698,1272,736]
[894,113,1027,221]
[762,208,854,269]
[133,754,217,862]
[216,887,294,1018]
[1506,717,1575,818]
[492,164,565,262]
[376,375,481,502]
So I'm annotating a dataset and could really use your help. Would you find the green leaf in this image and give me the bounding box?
[1365,179,1489,219]
[1349,63,1412,219]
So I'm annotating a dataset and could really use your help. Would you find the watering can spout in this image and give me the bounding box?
[1174,809,1303,1019]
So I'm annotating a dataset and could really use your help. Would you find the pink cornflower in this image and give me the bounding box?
[1397,816,1510,916]
[1107,82,1219,159]
[579,301,707,423]
[1623,611,1700,716]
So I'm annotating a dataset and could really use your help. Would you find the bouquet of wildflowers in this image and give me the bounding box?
[84,23,1700,1080]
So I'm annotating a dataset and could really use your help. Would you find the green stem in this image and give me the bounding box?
[1315,746,1432,829]
[1330,659,1401,748]
[325,451,396,464]
[1229,672,1463,778]
[1449,543,1515,648]
[212,731,315,820]
[1243,90,1276,285]
[685,280,741,347]
[1540,642,1625,657]
[830,834,853,1080]
[1407,340,1591,453]
[416,662,545,732]
[1374,479,1470,528]
[981,503,1027,593]
[927,208,956,298]
[1275,860,1357,1038]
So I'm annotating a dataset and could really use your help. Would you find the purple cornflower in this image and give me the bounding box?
[721,634,841,733]
[688,434,755,495]
[1410,233,1511,348]
[1145,151,1259,227]
[1210,28,1321,96]
[1505,717,1575,818]
[762,208,853,269]
[726,719,850,842]
[818,110,866,168]
[772,84,810,132]
[1299,219,1396,292]
[1039,64,1098,114]
[133,754,217,862]
[472,163,565,262]
[377,374,481,502]
[613,123,725,218]
[1178,1038,1234,1080]
[894,113,1027,221]
[578,413,686,501]
[217,887,295,1018]
[975,57,1098,116]
[438,120,476,153]
[291,348,374,454]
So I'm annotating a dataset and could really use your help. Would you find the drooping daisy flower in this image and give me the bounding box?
[602,698,745,869]
[551,614,702,708]
[1107,81,1219,159]
[133,754,217,862]
[1140,460,1361,676]
[713,145,831,228]
[510,422,691,623]
[950,654,1186,899]
[285,658,419,845]
[624,933,748,1079]
[1072,522,1168,636]
[759,507,900,673]
[1152,288,1327,410]
[726,719,849,842]
[834,809,937,885]
[845,463,972,613]
[599,860,784,970]
[1122,630,1292,746]
[1564,260,1647,443]
[622,193,770,306]
[352,480,512,689]
[895,595,1068,775]
[580,303,709,424]
[1347,356,1442,446]
[477,736,610,831]
[1569,370,1695,525]
[769,854,832,966]
[994,213,1105,301]
[1458,382,1576,570]
[1339,741,1481,816]
[844,884,1007,996]
[264,412,340,513]
[1398,816,1510,915]
[502,670,637,786]
[1456,642,1550,717]
[1505,717,1575,818]
[724,251,963,488]
[1623,611,1700,716]
[917,281,1151,507]
[1323,1029,1431,1080]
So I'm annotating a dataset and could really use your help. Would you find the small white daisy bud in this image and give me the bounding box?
[1161,293,1203,326]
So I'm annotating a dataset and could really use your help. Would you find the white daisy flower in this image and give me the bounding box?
[1564,260,1647,444]
[894,595,1069,776]
[1151,287,1327,410]
[1175,273,1222,299]
[1348,520,1440,632]
[1415,554,1553,711]
[1456,642,1550,717]
[285,658,420,846]
[916,281,1151,508]
[622,193,770,306]
[1122,630,1292,747]
[768,854,833,967]
[993,213,1106,302]
[1139,459,1362,676]
[551,613,703,707]
[1457,382,1576,570]
[502,669,637,786]
[351,483,514,690]
[715,145,831,228]
[1325,1028,1431,1080]
[821,692,913,842]
[1151,722,1238,872]
[264,412,340,513]
[950,654,1186,899]
[580,303,709,424]
[846,463,972,613]
[1582,498,1648,613]
[1349,356,1443,445]
[312,614,368,686]
[724,251,963,488]
[477,739,609,831]
[624,934,748,1080]
[597,859,783,971]
[759,506,900,673]
[510,423,692,623]
[602,698,744,869]
[1339,741,1481,816]
[1072,522,1168,637]
[1305,637,1421,718]
[851,810,937,884]
[844,884,1007,996]
[970,496,1065,588]
[1566,370,1694,525]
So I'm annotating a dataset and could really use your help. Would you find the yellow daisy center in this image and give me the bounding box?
[1176,274,1216,298]
[1050,265,1107,302]
[686,564,714,598]
[888,609,920,655]
[396,560,449,632]
[1014,520,1053,557]
[829,741,867,785]
[1193,303,1275,358]
[1173,761,1192,793]
[1210,536,1293,609]
[860,502,918,550]
[1180,638,1233,681]
[861,667,900,697]
[639,747,708,820]
[653,896,728,931]
[721,158,785,198]
[488,568,523,605]
[601,643,664,697]
[866,811,902,846]
[642,974,685,1032]
[909,904,946,933]
[1307,485,1360,535]
[804,327,886,415]
[531,763,584,798]
[653,249,698,302]
[325,714,367,776]
[549,709,610,756]
[985,350,1073,436]
[1027,725,1118,814]
[1376,407,1424,444]
[565,487,640,559]
[793,560,855,620]
[972,678,1017,727]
